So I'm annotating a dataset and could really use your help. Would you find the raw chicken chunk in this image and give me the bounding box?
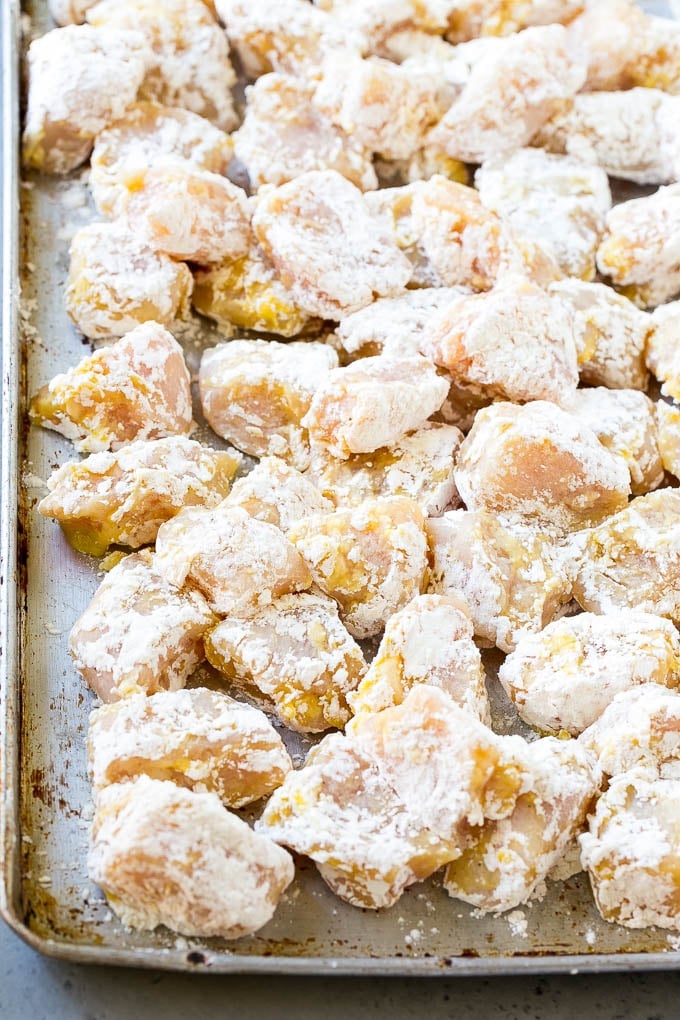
[234,74,377,192]
[38,437,240,557]
[446,0,583,42]
[536,88,680,187]
[154,504,311,616]
[365,176,520,291]
[29,322,193,453]
[580,768,680,931]
[89,776,294,936]
[90,101,233,218]
[426,510,573,653]
[252,170,412,319]
[549,279,651,391]
[454,401,630,533]
[22,25,152,174]
[259,686,527,908]
[205,591,366,733]
[192,245,318,338]
[66,221,193,339]
[427,25,585,163]
[444,737,597,913]
[309,422,462,516]
[87,688,292,805]
[647,302,680,401]
[569,0,680,94]
[199,339,337,470]
[303,355,448,459]
[87,0,238,131]
[562,388,663,496]
[498,610,680,736]
[257,731,455,909]
[580,685,680,779]
[313,53,444,161]
[421,277,579,405]
[336,288,468,360]
[224,457,332,532]
[122,165,250,265]
[349,594,489,721]
[215,0,356,79]
[346,687,529,841]
[69,549,215,702]
[571,488,680,624]
[288,497,428,639]
[475,148,611,281]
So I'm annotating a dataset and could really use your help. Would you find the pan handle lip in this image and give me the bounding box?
[0,0,22,946]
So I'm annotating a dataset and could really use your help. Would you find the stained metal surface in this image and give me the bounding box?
[3,0,680,975]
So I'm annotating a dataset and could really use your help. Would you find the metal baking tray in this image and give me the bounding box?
[3,0,680,975]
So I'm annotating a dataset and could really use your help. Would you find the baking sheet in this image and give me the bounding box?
[3,0,680,975]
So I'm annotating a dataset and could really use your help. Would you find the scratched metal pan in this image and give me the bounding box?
[2,0,680,976]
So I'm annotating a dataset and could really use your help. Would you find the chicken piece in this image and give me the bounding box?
[303,355,448,460]
[446,0,583,42]
[571,488,680,624]
[192,244,318,339]
[561,389,663,497]
[87,688,292,805]
[87,0,238,131]
[580,685,680,779]
[216,0,359,79]
[259,686,528,908]
[455,401,630,533]
[314,0,452,50]
[347,687,529,839]
[154,504,311,616]
[288,497,428,639]
[336,288,468,360]
[569,0,680,94]
[444,737,597,914]
[580,768,680,931]
[656,401,680,480]
[647,303,680,401]
[499,610,680,737]
[549,279,651,391]
[252,171,412,320]
[426,510,573,653]
[427,26,585,164]
[536,89,680,187]
[69,549,215,702]
[89,776,294,937]
[22,25,152,174]
[90,101,233,218]
[233,74,376,192]
[198,339,337,470]
[421,278,579,405]
[313,53,443,162]
[475,148,611,281]
[365,176,520,291]
[65,221,193,340]
[29,322,192,453]
[120,165,250,265]
[309,422,462,517]
[206,592,366,733]
[38,437,240,557]
[224,457,332,532]
[349,594,489,721]
[256,731,455,909]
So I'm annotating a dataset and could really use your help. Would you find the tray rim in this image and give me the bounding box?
[3,0,680,976]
